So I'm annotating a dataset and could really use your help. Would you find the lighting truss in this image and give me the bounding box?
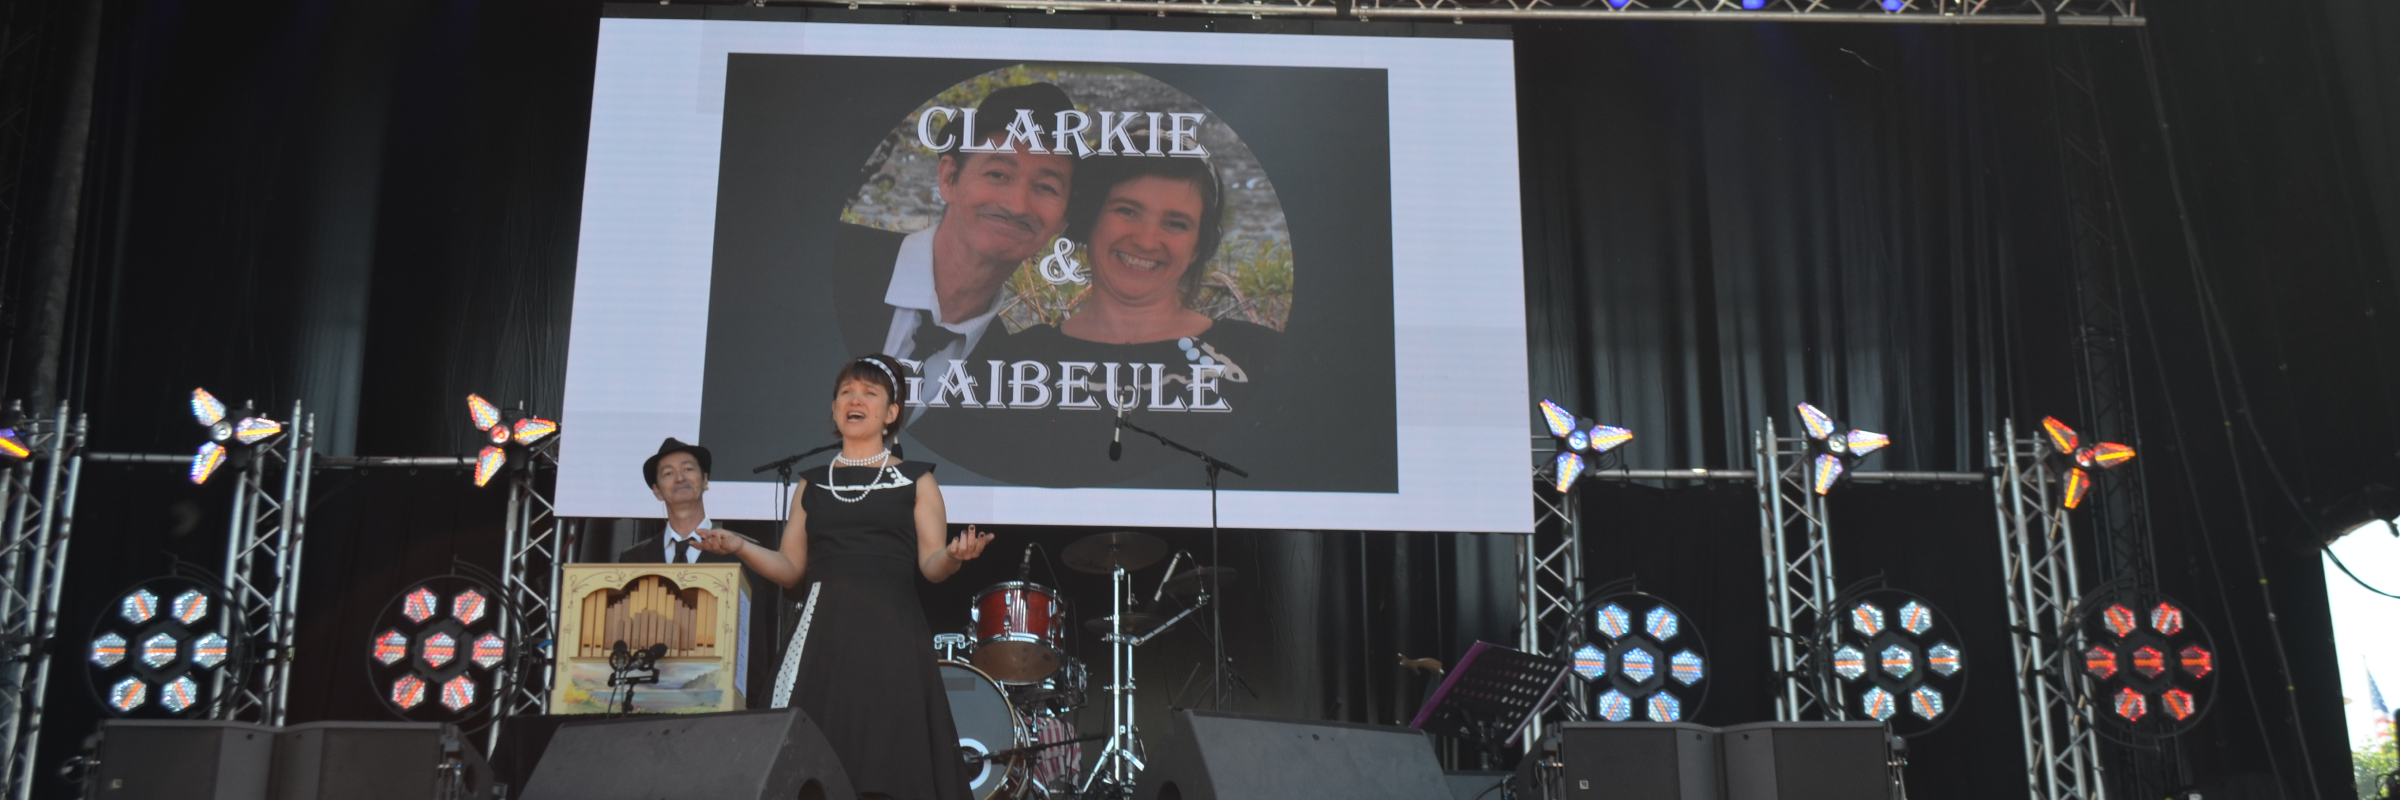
[0,406,80,800]
[1991,420,2105,800]
[1755,417,1836,721]
[212,402,313,725]
[1524,437,1588,743]
[755,0,2139,24]
[495,443,563,733]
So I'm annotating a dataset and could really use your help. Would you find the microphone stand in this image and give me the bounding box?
[1113,415,1247,711]
[752,442,840,687]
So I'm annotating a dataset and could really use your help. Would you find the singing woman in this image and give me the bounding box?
[696,354,992,800]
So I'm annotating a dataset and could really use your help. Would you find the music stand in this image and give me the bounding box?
[1407,641,1572,765]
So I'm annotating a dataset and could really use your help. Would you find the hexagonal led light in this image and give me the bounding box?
[1670,651,1704,685]
[374,631,408,666]
[2150,603,2183,636]
[1860,687,1896,721]
[472,634,507,670]
[422,632,456,669]
[392,676,428,709]
[1897,601,1934,635]
[1849,603,1885,637]
[2179,644,2213,679]
[1643,607,1679,641]
[2130,646,2165,679]
[2162,688,2196,720]
[158,677,200,714]
[120,589,158,625]
[452,590,487,625]
[1833,645,1867,680]
[1572,644,1605,680]
[170,590,208,624]
[191,633,229,669]
[1880,644,1916,679]
[1926,643,1961,677]
[441,675,477,711]
[140,633,180,669]
[1596,604,1631,639]
[1596,689,1633,722]
[1645,692,1682,722]
[1909,686,1945,720]
[90,633,126,669]
[403,589,439,624]
[2102,605,2137,638]
[108,678,146,712]
[1621,648,1656,682]
[2112,687,2147,721]
[2084,646,2118,680]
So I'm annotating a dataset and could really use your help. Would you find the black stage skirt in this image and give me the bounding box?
[772,555,973,800]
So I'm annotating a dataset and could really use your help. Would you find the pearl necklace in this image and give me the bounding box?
[825,450,896,503]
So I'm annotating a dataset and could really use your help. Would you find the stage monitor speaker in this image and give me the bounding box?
[88,720,276,800]
[1718,722,1889,800]
[271,721,494,800]
[518,708,853,800]
[1514,722,1719,800]
[1134,710,1451,800]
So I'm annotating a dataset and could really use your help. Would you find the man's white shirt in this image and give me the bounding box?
[663,517,714,564]
[881,220,1009,419]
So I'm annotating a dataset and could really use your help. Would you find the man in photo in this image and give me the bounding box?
[618,437,746,564]
[830,82,1083,409]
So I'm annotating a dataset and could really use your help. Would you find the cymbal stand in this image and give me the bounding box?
[1081,564,1206,799]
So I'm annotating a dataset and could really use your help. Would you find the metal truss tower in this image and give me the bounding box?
[0,406,80,800]
[494,444,563,732]
[1992,421,2107,800]
[1755,419,1838,722]
[1525,446,1588,740]
[214,404,314,725]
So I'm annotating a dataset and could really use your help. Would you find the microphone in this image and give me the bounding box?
[1018,543,1036,581]
[638,643,668,670]
[1109,402,1126,461]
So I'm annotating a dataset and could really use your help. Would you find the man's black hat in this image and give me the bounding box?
[642,437,712,487]
[940,82,1080,155]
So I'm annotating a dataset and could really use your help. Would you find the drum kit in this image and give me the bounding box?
[934,530,1230,800]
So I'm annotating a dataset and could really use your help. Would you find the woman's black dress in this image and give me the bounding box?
[770,461,972,800]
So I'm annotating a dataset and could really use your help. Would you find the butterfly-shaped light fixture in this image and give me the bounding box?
[2039,417,2136,510]
[1795,402,1890,495]
[466,394,560,488]
[187,389,283,485]
[1539,399,1633,494]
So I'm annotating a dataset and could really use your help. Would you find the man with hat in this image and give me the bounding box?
[618,437,747,564]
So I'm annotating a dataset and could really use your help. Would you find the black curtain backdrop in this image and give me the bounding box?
[1,0,2391,798]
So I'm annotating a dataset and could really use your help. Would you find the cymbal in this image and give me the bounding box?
[1062,531,1168,574]
[1161,567,1240,598]
[1084,611,1173,636]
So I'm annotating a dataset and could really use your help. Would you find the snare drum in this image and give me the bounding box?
[970,581,1065,684]
[1011,655,1088,716]
[940,660,1023,800]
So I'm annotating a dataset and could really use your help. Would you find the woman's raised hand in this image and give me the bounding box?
[947,525,994,563]
[695,528,746,555]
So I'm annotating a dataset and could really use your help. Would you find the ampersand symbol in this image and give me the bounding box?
[1038,238,1087,285]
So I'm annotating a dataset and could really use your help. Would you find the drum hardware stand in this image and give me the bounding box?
[1081,564,1206,799]
[1111,415,1246,711]
[933,632,970,661]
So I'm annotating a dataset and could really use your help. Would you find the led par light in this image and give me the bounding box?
[1536,399,1632,494]
[1794,402,1888,495]
[1821,586,1967,736]
[367,575,509,723]
[2075,587,2215,737]
[84,576,237,718]
[1578,592,1708,722]
[185,388,283,485]
[464,394,561,488]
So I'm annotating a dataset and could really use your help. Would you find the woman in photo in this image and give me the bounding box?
[698,354,992,800]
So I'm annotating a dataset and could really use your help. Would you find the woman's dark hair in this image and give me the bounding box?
[1062,153,1226,308]
[831,354,905,442]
